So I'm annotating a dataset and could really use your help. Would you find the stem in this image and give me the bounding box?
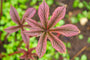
[4,33,9,43]
[21,29,29,50]
[16,40,23,49]
[0,51,21,58]
[15,32,18,41]
[71,46,88,60]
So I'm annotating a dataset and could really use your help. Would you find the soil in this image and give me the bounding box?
[0,0,90,60]
[57,0,90,60]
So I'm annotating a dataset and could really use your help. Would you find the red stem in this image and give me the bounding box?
[0,51,21,58]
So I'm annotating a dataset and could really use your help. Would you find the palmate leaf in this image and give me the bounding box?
[4,26,20,33]
[21,31,29,46]
[10,5,21,25]
[36,32,47,58]
[24,28,43,36]
[5,5,36,45]
[18,47,36,60]
[38,0,49,28]
[26,18,42,28]
[22,8,36,24]
[20,54,26,59]
[48,32,66,53]
[50,24,80,37]
[24,0,80,58]
[48,6,66,29]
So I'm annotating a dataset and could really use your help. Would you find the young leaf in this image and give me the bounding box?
[50,24,80,37]
[22,8,36,23]
[36,32,47,58]
[38,0,49,28]
[24,28,43,36]
[48,32,66,53]
[21,31,29,45]
[4,26,20,33]
[10,5,21,25]
[48,6,66,28]
[26,18,42,28]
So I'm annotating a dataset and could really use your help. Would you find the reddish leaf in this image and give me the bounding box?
[20,54,26,59]
[48,6,66,28]
[10,5,21,25]
[29,47,36,52]
[36,32,47,58]
[48,32,66,53]
[4,26,20,33]
[26,18,42,28]
[24,28,43,36]
[31,53,37,56]
[50,24,80,37]
[22,8,36,24]
[38,0,49,28]
[21,31,29,45]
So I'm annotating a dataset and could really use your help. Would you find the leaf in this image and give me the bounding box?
[36,32,47,58]
[4,26,20,33]
[22,8,36,24]
[48,32,66,53]
[50,24,80,37]
[31,53,37,56]
[38,0,49,28]
[20,55,26,59]
[48,6,66,28]
[24,28,43,36]
[10,5,21,25]
[81,54,87,60]
[29,47,36,52]
[21,31,29,45]
[26,18,42,28]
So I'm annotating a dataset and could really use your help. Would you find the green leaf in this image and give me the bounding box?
[77,13,84,20]
[87,11,90,19]
[55,20,65,27]
[34,5,39,10]
[78,34,83,40]
[20,5,27,9]
[75,57,80,60]
[71,17,78,24]
[78,2,84,8]
[67,43,71,48]
[82,10,87,17]
[54,53,59,59]
[73,0,80,8]
[30,0,37,6]
[46,0,53,6]
[83,1,90,10]
[81,54,87,60]
[87,37,90,43]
